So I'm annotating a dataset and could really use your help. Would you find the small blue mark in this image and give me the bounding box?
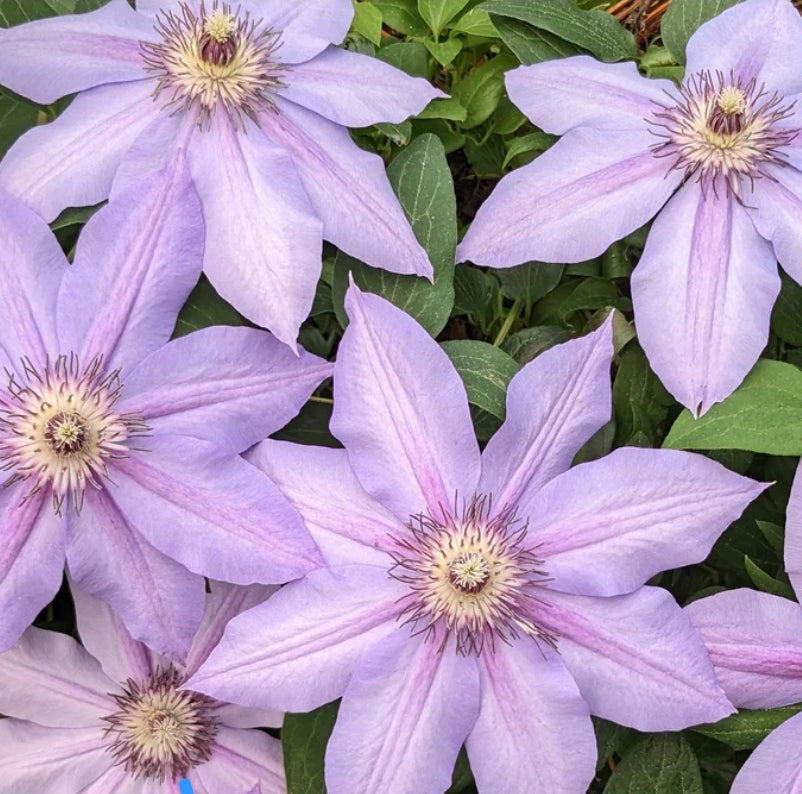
[179,780,194,794]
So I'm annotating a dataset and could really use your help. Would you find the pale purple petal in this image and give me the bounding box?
[247,441,400,566]
[184,581,278,681]
[112,435,321,583]
[71,582,155,685]
[260,99,432,279]
[466,641,596,794]
[787,461,802,601]
[186,566,402,713]
[215,702,283,730]
[117,326,332,453]
[479,318,612,507]
[537,587,734,730]
[631,179,780,416]
[506,56,674,134]
[0,721,110,794]
[0,490,64,654]
[58,151,202,374]
[731,711,802,794]
[685,0,802,94]
[0,191,64,369]
[0,0,155,104]
[0,80,161,222]
[66,488,205,661]
[526,448,766,596]
[326,629,479,794]
[744,164,802,286]
[248,0,353,62]
[282,47,441,126]
[192,726,285,794]
[332,285,480,520]
[0,626,114,727]
[457,127,681,267]
[187,115,322,349]
[686,589,802,709]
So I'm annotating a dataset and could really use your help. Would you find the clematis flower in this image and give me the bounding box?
[458,0,802,416]
[0,154,329,660]
[186,284,765,794]
[0,581,287,793]
[0,0,439,348]
[686,460,802,793]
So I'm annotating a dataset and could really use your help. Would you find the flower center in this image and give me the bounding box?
[104,666,219,782]
[0,355,147,513]
[649,70,798,195]
[389,495,554,655]
[141,1,287,128]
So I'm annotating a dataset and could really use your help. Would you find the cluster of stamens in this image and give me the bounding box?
[0,354,147,513]
[104,667,219,781]
[389,494,555,655]
[649,69,798,197]
[141,1,287,128]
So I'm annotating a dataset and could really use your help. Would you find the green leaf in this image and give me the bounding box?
[502,325,570,365]
[0,0,106,25]
[693,705,802,751]
[377,41,432,78]
[352,0,383,45]
[492,261,563,305]
[374,120,413,145]
[440,340,520,418]
[424,36,463,66]
[172,275,247,338]
[332,133,456,336]
[0,87,40,159]
[756,520,785,555]
[660,0,743,65]
[663,360,802,454]
[493,17,584,64]
[451,54,516,128]
[50,202,103,231]
[374,0,429,36]
[604,733,703,794]
[454,265,497,325]
[744,554,795,599]
[452,7,498,37]
[282,701,339,794]
[772,271,802,346]
[418,0,469,36]
[417,96,467,121]
[502,130,555,169]
[480,0,636,62]
[613,344,673,446]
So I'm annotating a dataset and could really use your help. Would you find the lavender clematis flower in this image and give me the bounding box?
[458,0,802,416]
[686,460,802,793]
[185,284,765,794]
[0,580,287,793]
[0,155,329,661]
[0,0,440,348]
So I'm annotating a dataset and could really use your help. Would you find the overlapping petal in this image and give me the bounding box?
[457,127,681,267]
[0,627,114,728]
[0,80,161,221]
[525,447,766,596]
[478,318,612,507]
[686,589,802,709]
[538,588,734,730]
[282,47,441,126]
[118,326,332,453]
[111,434,321,584]
[787,461,802,601]
[66,488,205,661]
[248,441,401,566]
[187,566,402,713]
[58,153,202,373]
[685,0,802,95]
[332,285,480,520]
[466,642,595,794]
[506,56,673,134]
[731,711,802,793]
[0,0,154,104]
[186,115,323,348]
[260,100,433,279]
[631,179,780,415]
[326,629,479,794]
